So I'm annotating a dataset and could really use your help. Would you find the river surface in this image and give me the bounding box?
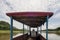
[42,33,60,40]
[0,33,60,40]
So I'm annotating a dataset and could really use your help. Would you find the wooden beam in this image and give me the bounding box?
[10,16,13,40]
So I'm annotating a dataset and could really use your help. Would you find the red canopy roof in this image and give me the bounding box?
[6,12,53,27]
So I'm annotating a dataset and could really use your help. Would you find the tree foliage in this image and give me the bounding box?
[56,27,60,31]
[0,21,21,31]
[0,21,10,30]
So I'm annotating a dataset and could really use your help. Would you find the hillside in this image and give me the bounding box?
[0,21,10,30]
[0,21,20,30]
[43,27,60,31]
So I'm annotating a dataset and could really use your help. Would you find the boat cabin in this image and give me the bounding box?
[6,12,53,40]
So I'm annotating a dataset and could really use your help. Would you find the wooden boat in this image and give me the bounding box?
[6,12,53,40]
[13,33,46,40]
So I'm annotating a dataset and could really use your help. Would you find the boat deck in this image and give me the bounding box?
[13,34,46,40]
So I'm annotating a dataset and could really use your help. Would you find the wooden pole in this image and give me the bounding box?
[40,26,42,34]
[37,27,39,34]
[46,16,48,40]
[29,27,31,35]
[23,23,24,35]
[10,16,13,40]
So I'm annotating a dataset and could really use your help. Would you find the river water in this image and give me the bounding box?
[42,33,60,40]
[0,33,60,40]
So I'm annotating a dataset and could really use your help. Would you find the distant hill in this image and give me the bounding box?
[43,27,60,31]
[0,21,20,30]
[55,27,60,31]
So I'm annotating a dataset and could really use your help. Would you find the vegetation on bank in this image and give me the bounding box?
[0,21,23,35]
[0,21,60,31]
[43,27,60,31]
[0,21,27,34]
[0,21,25,31]
[0,21,10,30]
[42,27,60,35]
[0,21,60,35]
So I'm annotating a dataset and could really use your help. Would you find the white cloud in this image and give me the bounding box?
[48,0,60,13]
[6,0,49,12]
[0,0,60,30]
[53,13,60,18]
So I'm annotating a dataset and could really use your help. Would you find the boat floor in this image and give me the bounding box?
[13,33,46,40]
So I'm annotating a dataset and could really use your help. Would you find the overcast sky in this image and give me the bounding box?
[0,0,60,30]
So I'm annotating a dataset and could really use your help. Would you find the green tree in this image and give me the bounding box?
[56,27,60,31]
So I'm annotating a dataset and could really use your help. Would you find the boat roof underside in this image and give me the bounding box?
[6,12,53,27]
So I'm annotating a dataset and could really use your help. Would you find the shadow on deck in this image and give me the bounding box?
[13,33,46,40]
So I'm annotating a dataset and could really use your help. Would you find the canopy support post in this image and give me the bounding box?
[40,26,42,34]
[46,16,48,40]
[27,26,28,34]
[29,27,31,35]
[37,27,39,34]
[23,23,24,35]
[23,23,24,40]
[10,16,13,40]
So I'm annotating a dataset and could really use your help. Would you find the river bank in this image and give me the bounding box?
[0,30,60,40]
[42,30,60,35]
